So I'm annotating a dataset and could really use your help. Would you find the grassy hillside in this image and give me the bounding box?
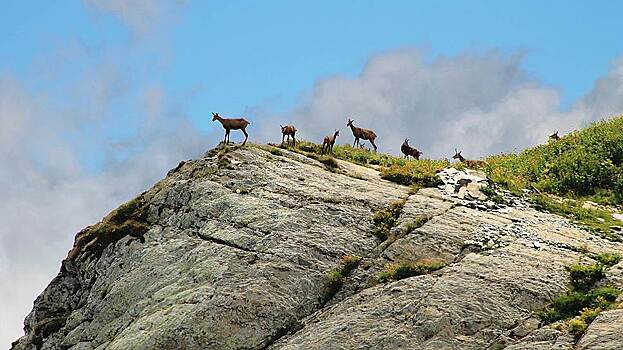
[266,115,623,240]
[277,141,449,190]
[485,115,623,205]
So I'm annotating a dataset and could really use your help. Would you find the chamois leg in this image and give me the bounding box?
[282,133,285,145]
[291,134,296,147]
[223,129,228,144]
[370,139,377,152]
[353,138,358,148]
[241,128,248,145]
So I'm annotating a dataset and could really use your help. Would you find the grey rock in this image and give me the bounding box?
[11,145,623,350]
[576,309,623,349]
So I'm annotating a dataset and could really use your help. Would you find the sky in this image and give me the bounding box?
[2,0,623,347]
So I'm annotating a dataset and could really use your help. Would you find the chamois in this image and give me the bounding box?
[212,112,250,145]
[347,119,377,152]
[280,124,297,146]
[549,131,560,141]
[401,138,422,160]
[452,148,487,168]
[322,129,339,153]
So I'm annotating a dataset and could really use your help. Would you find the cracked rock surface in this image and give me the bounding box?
[12,145,623,350]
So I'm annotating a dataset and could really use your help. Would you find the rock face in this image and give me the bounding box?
[12,145,623,350]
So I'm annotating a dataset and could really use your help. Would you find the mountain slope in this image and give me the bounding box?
[12,144,623,349]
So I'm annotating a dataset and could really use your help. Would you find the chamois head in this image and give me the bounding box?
[212,112,220,121]
[280,124,286,132]
[347,119,354,127]
[549,131,560,140]
[403,138,409,145]
[334,129,340,137]
[452,148,463,160]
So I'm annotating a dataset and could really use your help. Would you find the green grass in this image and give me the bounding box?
[592,252,622,267]
[403,215,433,234]
[375,259,446,284]
[536,287,620,324]
[274,141,448,189]
[536,257,622,338]
[484,115,623,203]
[372,200,406,241]
[530,194,623,240]
[480,185,506,204]
[324,255,362,301]
[567,307,603,339]
[567,263,605,291]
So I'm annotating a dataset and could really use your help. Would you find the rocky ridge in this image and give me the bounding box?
[12,145,623,349]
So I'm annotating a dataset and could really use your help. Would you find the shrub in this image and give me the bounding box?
[567,317,588,338]
[567,307,603,339]
[567,263,605,291]
[536,287,620,323]
[485,115,623,204]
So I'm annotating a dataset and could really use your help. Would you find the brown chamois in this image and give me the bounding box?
[452,148,487,168]
[401,138,422,160]
[347,118,377,152]
[280,124,297,146]
[549,130,560,141]
[212,112,250,145]
[322,129,339,153]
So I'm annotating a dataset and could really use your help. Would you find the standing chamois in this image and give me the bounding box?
[322,129,340,153]
[452,148,487,168]
[549,131,560,141]
[347,119,377,152]
[401,138,422,160]
[280,125,297,146]
[212,112,250,145]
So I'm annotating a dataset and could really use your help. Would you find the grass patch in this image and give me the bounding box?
[375,259,446,284]
[480,185,506,204]
[317,155,338,168]
[403,215,433,234]
[530,194,623,240]
[268,147,284,156]
[324,255,362,301]
[536,256,622,339]
[372,200,406,241]
[68,195,150,261]
[379,164,445,188]
[536,287,620,323]
[567,307,603,339]
[274,141,448,188]
[592,252,622,267]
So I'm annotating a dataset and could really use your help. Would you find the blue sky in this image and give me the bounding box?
[3,1,622,125]
[2,1,623,347]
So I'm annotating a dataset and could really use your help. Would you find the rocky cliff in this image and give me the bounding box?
[12,145,623,349]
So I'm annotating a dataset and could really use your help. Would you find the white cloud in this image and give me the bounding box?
[263,48,621,159]
[84,0,187,35]
[0,73,209,347]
